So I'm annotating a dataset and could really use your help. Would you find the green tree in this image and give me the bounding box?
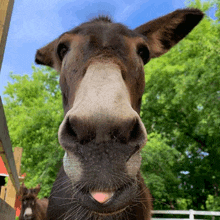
[141,132,181,209]
[141,0,220,210]
[215,0,220,20]
[3,66,64,197]
[3,0,219,209]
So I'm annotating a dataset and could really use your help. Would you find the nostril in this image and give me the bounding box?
[66,117,77,139]
[59,115,97,150]
[110,117,146,148]
[126,118,147,160]
[58,116,78,149]
[112,117,146,146]
[115,118,137,143]
[129,118,142,142]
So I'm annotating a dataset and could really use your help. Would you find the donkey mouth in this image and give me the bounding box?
[24,217,33,220]
[77,183,136,214]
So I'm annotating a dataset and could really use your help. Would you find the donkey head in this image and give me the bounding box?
[19,183,41,220]
[35,9,203,216]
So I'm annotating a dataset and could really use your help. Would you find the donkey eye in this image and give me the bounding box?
[23,201,27,205]
[57,43,69,61]
[137,45,149,65]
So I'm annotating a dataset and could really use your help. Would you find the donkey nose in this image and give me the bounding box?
[59,114,147,153]
[24,207,33,219]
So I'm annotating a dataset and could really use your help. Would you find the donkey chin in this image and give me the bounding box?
[61,129,146,216]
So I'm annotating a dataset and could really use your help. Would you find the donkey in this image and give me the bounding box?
[35,8,204,220]
[19,183,48,220]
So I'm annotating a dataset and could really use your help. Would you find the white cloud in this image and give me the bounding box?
[9,0,75,44]
[115,0,149,22]
[10,0,145,45]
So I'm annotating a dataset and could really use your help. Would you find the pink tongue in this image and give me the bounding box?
[90,191,114,203]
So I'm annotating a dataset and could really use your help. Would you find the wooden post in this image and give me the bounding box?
[0,0,14,70]
[0,96,20,192]
[5,147,22,208]
[0,185,7,200]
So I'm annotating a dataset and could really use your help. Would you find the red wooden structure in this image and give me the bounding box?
[0,156,26,217]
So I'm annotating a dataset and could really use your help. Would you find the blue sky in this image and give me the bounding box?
[0,0,216,101]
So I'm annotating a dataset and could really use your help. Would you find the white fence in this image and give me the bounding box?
[152,210,220,220]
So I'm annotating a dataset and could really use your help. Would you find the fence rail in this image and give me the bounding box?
[0,96,19,219]
[152,210,220,220]
[0,0,14,70]
[0,97,20,192]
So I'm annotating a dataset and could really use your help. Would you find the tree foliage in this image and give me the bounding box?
[2,0,220,209]
[141,0,220,210]
[3,67,64,197]
[141,133,180,209]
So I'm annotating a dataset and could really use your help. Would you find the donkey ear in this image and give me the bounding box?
[134,8,204,57]
[34,184,41,194]
[19,182,27,195]
[35,39,58,68]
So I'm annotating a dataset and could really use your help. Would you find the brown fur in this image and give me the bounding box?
[19,183,48,220]
[35,8,203,220]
